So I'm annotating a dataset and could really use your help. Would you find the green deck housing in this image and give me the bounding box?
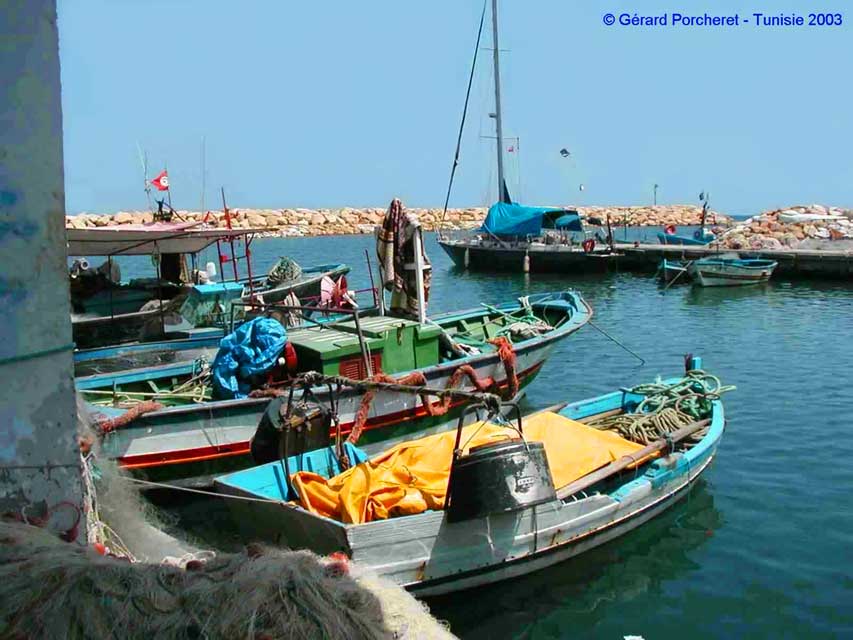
[287,316,441,379]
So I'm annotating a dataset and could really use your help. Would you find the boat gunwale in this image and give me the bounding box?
[693,258,778,270]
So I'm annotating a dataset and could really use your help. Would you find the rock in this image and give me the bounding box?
[113,212,134,224]
[246,213,266,227]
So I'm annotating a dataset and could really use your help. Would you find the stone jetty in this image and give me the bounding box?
[65,204,732,238]
[717,204,853,251]
[574,204,729,228]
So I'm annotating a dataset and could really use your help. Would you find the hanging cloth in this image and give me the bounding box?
[376,198,431,319]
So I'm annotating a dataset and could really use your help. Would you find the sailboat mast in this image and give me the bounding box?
[491,0,506,202]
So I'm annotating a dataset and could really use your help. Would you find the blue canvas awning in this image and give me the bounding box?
[553,213,583,232]
[481,202,583,237]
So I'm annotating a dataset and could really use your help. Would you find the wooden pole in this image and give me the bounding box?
[413,226,427,325]
[555,418,709,500]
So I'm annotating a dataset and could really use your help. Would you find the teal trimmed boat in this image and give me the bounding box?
[688,257,777,287]
[79,291,592,486]
[215,360,729,596]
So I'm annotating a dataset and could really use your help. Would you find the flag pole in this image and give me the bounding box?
[165,161,173,210]
[200,137,206,216]
[136,142,152,212]
[221,187,239,282]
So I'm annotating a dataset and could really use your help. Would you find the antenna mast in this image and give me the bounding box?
[491,0,506,203]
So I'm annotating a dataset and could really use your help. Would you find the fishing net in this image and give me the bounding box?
[266,256,302,287]
[0,521,401,639]
[0,397,455,639]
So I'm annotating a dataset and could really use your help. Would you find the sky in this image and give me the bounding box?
[57,1,852,216]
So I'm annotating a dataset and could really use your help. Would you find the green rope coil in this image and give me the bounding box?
[588,370,735,445]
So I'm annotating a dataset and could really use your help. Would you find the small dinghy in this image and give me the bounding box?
[687,256,777,287]
[215,357,732,596]
[658,258,690,284]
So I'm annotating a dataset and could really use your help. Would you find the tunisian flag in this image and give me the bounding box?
[150,170,169,191]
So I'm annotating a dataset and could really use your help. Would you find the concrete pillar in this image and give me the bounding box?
[0,0,82,534]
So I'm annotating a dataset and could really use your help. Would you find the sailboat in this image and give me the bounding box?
[437,2,622,274]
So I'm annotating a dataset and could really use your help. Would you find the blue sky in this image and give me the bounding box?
[58,1,851,215]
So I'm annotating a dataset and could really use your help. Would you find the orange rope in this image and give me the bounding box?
[95,401,164,435]
[347,337,518,445]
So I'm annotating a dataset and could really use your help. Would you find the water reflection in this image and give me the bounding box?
[429,479,721,639]
[683,283,773,307]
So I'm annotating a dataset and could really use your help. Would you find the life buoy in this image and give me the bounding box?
[582,238,595,253]
[693,229,703,240]
[664,224,677,235]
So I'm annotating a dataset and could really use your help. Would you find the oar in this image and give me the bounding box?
[555,418,710,500]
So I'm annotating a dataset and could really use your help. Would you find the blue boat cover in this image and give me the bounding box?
[481,202,581,236]
[553,213,584,232]
[211,317,287,399]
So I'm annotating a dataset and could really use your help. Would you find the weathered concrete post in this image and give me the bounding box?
[0,0,83,533]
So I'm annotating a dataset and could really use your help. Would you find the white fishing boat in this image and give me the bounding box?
[687,257,777,287]
[215,359,730,596]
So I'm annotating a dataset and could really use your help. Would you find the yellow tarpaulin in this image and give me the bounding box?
[291,411,651,524]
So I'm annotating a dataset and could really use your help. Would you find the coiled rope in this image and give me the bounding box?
[587,370,735,445]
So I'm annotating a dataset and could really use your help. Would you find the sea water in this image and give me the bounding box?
[148,231,853,639]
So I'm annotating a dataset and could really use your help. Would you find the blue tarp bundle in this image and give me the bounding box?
[211,317,288,399]
[480,202,582,236]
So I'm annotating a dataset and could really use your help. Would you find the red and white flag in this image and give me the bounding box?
[150,170,169,191]
[507,145,515,153]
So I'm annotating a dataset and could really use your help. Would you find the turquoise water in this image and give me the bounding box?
[156,232,853,639]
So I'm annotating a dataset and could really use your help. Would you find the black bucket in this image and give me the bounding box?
[446,439,556,522]
[250,398,331,465]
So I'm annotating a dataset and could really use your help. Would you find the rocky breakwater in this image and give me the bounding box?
[65,207,486,237]
[717,204,853,251]
[574,204,730,227]
[65,204,732,237]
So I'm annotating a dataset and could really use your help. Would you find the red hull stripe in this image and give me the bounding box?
[119,362,544,470]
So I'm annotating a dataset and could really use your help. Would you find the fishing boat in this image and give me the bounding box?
[79,290,592,486]
[215,358,730,596]
[68,221,351,348]
[687,257,777,287]
[657,192,718,246]
[254,262,350,304]
[67,221,257,348]
[658,258,690,284]
[656,229,715,246]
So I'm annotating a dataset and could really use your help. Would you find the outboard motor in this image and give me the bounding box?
[250,394,331,465]
[446,403,556,523]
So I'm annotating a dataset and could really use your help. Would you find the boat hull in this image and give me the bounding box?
[438,239,622,274]
[657,232,714,246]
[688,260,776,287]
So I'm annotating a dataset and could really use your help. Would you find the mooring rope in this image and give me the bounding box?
[587,370,735,445]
